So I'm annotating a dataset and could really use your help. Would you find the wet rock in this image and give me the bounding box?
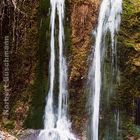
[18,129,40,140]
[0,131,18,140]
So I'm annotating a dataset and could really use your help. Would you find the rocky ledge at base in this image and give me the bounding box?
[0,130,41,140]
[18,129,40,140]
[0,130,18,140]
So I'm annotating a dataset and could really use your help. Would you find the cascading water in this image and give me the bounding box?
[38,0,76,140]
[88,0,122,140]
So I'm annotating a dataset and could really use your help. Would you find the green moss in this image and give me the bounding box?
[122,119,140,138]
[23,0,50,129]
[64,10,72,58]
[119,0,140,49]
[3,120,15,130]
[117,0,140,138]
[124,41,135,48]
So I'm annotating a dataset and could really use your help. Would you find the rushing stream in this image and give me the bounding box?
[38,0,76,139]
[88,0,122,140]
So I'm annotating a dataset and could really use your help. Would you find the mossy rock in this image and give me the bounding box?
[3,120,15,130]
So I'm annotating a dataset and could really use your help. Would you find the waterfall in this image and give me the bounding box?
[44,0,56,130]
[88,0,122,140]
[38,0,76,140]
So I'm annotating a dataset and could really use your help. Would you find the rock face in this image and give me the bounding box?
[68,0,100,137]
[0,131,18,140]
[0,130,40,140]
[69,0,99,83]
[0,0,38,129]
[18,129,40,140]
[117,0,140,138]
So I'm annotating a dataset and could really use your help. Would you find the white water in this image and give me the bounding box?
[88,0,122,140]
[38,0,76,140]
[44,0,56,130]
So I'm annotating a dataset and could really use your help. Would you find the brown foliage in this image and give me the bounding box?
[68,0,100,137]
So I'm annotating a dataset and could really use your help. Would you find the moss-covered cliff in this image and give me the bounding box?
[117,0,140,138]
[0,0,39,133]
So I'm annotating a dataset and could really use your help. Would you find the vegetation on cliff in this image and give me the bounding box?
[0,0,39,134]
[117,0,140,138]
[68,0,100,137]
